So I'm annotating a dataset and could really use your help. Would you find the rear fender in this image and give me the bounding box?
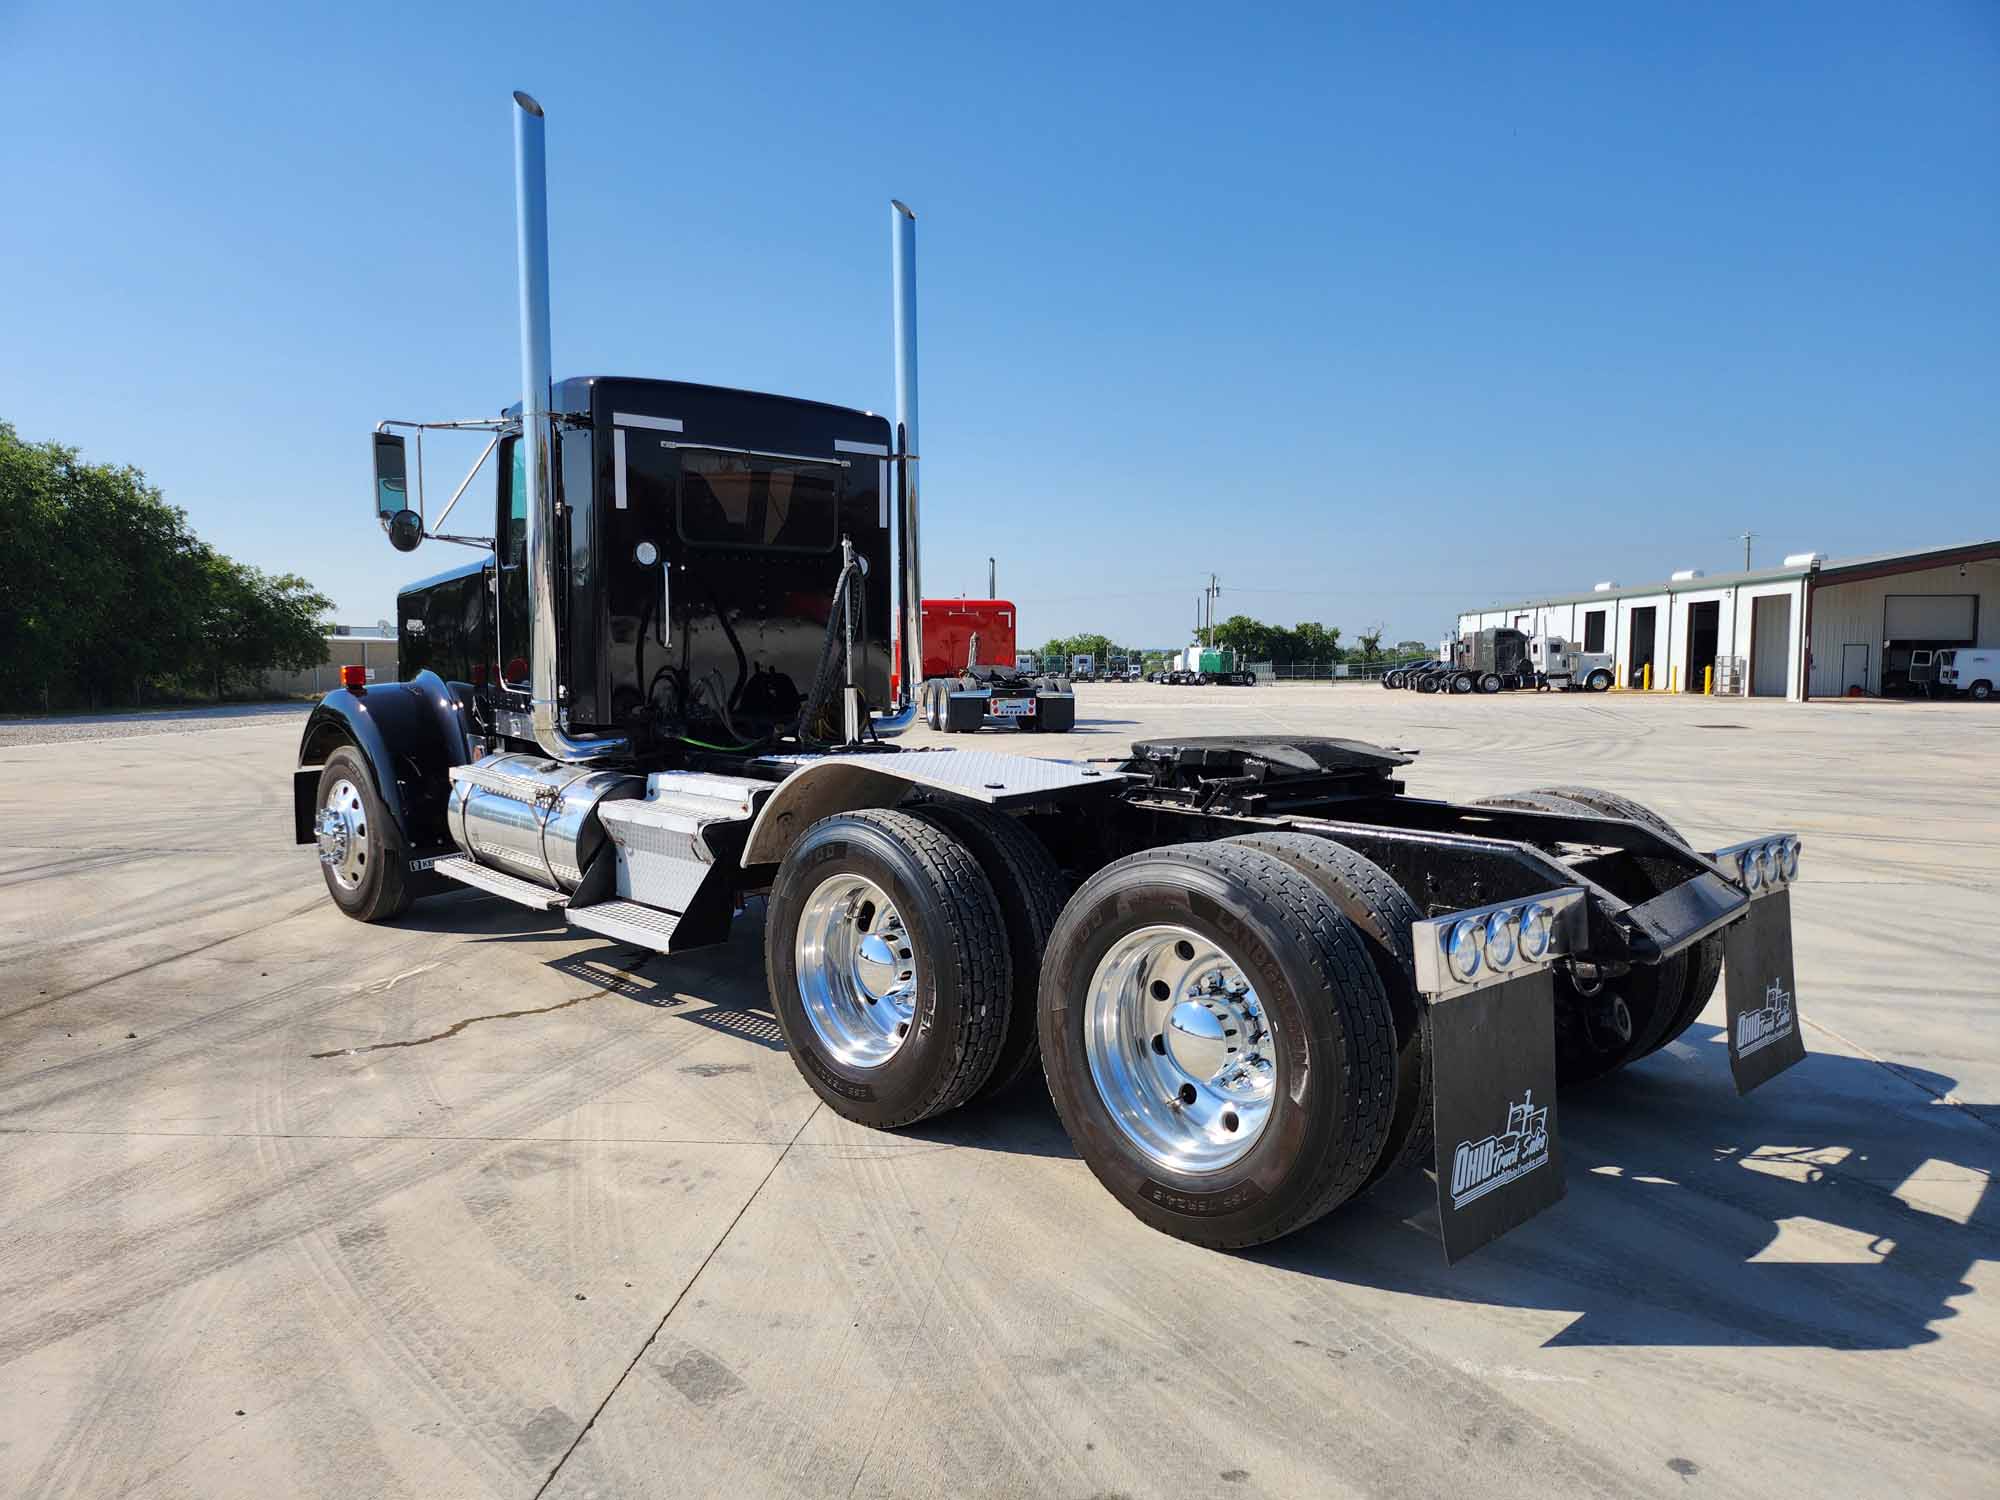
[294,670,475,848]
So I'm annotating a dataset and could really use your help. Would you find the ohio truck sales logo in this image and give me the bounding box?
[1736,979,1795,1058]
[1450,1090,1551,1211]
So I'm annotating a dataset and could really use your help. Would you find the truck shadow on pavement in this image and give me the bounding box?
[1254,1030,1998,1353]
[391,894,1996,1352]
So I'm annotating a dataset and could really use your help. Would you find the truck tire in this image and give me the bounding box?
[1038,842,1397,1249]
[923,680,946,730]
[1471,789,1690,1082]
[766,809,1012,1127]
[1416,674,1439,694]
[1032,694,1076,732]
[945,693,986,734]
[1587,669,1613,691]
[1478,672,1503,694]
[1224,832,1431,1186]
[1449,672,1474,694]
[1528,785,1724,1057]
[914,803,1070,1100]
[314,746,412,923]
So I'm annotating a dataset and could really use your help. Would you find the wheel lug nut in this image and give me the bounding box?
[1178,1083,1197,1106]
[1151,1034,1166,1056]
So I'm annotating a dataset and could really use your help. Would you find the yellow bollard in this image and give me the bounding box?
[1642,662,1651,693]
[1704,664,1713,695]
[1670,666,1679,693]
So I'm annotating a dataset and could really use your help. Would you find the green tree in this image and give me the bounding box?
[1355,625,1387,662]
[0,421,333,709]
[1212,614,1273,660]
[1288,622,1343,662]
[201,557,333,696]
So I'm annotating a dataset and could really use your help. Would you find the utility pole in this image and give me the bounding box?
[1207,574,1219,647]
[1735,531,1756,571]
[987,557,996,597]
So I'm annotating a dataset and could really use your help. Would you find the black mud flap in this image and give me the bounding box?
[1723,888,1805,1094]
[1428,969,1564,1264]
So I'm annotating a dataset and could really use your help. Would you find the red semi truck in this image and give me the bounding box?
[894,597,1076,732]
[920,597,1018,679]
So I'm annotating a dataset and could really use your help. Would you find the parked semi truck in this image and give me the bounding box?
[907,597,1076,733]
[1162,645,1255,686]
[1528,635,1616,692]
[297,93,1806,1262]
[1400,630,1613,696]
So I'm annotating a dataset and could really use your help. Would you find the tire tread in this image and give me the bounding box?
[774,808,1012,1127]
[911,803,1069,1099]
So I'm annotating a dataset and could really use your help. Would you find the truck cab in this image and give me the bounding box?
[1528,634,1615,693]
[391,378,895,755]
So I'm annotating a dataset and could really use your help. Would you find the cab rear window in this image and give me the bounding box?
[678,451,840,551]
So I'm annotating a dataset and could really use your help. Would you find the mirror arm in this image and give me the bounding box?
[431,432,499,532]
[428,532,497,551]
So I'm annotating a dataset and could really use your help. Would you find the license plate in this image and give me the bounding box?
[1722,887,1805,1094]
[990,698,1035,717]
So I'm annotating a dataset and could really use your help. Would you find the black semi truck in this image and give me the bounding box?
[296,94,1806,1262]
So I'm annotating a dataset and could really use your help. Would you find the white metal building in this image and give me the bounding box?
[1457,540,2000,700]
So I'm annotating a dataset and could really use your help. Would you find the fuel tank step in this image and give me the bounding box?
[433,855,569,911]
[565,899,682,952]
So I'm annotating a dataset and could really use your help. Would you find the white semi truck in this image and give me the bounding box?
[1528,635,1616,692]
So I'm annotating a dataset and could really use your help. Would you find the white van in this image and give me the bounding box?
[1936,649,1997,702]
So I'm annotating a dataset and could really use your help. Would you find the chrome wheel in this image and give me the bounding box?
[316,777,370,891]
[1083,924,1279,1174]
[795,874,919,1069]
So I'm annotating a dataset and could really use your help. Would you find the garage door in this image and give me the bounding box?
[1884,594,1977,641]
[1751,595,1791,697]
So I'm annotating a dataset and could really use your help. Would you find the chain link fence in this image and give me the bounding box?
[1250,657,1432,682]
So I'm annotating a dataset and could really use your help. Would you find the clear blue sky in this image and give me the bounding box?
[4,1,1994,650]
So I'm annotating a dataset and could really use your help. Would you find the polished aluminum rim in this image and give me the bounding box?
[795,874,918,1069]
[1083,924,1279,1174]
[316,777,370,890]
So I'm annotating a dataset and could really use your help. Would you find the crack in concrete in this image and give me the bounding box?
[530,1102,825,1499]
[309,980,632,1059]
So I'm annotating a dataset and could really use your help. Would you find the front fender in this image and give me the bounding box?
[294,670,475,847]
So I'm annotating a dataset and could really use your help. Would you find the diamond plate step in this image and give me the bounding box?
[565,899,682,952]
[433,854,568,910]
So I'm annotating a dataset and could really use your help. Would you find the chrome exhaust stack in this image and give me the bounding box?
[869,198,923,737]
[513,91,627,762]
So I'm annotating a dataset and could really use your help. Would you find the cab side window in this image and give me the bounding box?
[504,438,528,566]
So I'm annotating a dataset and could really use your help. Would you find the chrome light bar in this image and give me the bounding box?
[1707,834,1802,899]
[1413,887,1588,1001]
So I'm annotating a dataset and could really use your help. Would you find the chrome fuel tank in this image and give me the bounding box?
[447,753,642,892]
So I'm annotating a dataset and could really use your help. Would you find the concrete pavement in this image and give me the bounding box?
[2,686,1995,1498]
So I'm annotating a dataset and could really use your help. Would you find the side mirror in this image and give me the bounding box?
[373,432,412,525]
[386,509,425,552]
